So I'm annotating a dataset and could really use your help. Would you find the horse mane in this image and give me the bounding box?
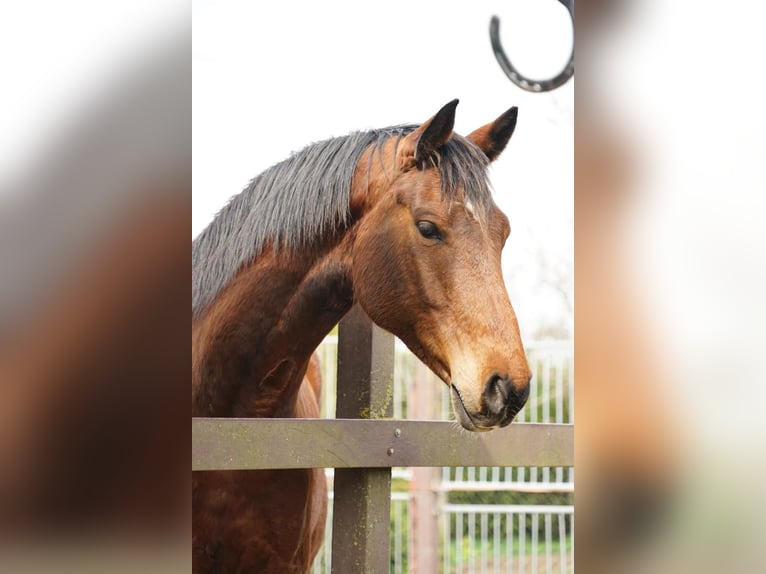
[192,125,492,316]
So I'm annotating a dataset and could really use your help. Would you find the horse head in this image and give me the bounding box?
[350,100,531,431]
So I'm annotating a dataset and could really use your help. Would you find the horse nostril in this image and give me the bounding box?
[484,374,513,414]
[480,373,532,426]
[490,375,511,400]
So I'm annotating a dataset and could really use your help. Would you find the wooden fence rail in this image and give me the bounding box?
[191,419,574,471]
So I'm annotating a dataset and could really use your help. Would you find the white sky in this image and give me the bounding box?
[193,0,574,338]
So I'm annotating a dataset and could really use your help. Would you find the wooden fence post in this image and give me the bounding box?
[331,304,395,573]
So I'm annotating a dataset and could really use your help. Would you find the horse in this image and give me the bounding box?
[191,99,532,573]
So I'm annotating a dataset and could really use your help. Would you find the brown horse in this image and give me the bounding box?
[191,100,532,573]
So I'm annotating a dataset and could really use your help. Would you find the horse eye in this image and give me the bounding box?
[416,221,442,240]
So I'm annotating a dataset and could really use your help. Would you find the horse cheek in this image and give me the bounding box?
[352,238,411,331]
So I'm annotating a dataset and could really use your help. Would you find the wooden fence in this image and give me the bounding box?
[192,305,574,573]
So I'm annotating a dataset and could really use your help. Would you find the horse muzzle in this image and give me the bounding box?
[450,373,531,431]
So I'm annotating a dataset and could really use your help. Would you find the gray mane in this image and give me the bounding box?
[192,125,492,316]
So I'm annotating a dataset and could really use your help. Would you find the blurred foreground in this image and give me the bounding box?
[576,1,766,572]
[0,5,189,572]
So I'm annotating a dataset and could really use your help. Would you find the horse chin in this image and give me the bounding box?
[450,384,492,433]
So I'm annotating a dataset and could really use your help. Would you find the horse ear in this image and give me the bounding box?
[467,106,518,162]
[398,99,459,169]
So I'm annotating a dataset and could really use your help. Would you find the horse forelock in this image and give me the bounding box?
[437,133,493,220]
[192,126,494,316]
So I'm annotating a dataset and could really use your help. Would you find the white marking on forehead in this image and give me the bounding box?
[458,199,487,233]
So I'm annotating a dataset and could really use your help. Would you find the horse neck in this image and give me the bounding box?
[192,239,354,418]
